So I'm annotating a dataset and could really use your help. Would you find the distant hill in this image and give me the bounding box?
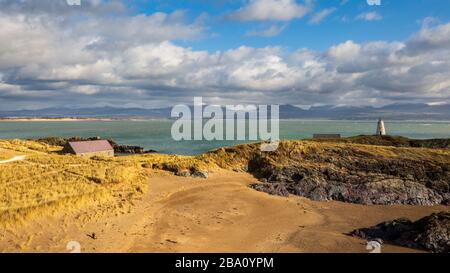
[1,103,450,120]
[0,107,171,119]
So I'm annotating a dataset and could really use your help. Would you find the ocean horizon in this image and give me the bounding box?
[1,120,449,155]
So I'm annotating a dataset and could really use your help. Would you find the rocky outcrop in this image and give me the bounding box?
[248,152,450,205]
[175,170,209,179]
[249,163,449,205]
[113,144,156,154]
[206,140,450,205]
[351,212,450,253]
[36,137,157,154]
[312,135,450,149]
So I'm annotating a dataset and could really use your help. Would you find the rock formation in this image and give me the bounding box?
[351,211,450,253]
[205,138,450,205]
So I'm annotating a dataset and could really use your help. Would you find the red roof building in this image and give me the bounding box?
[63,140,114,157]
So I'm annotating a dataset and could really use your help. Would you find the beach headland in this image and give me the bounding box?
[0,136,448,253]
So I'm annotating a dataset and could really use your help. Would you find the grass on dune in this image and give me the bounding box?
[123,153,215,174]
[0,139,61,154]
[1,137,449,226]
[0,141,148,226]
[201,140,450,169]
[0,149,22,161]
[0,139,217,226]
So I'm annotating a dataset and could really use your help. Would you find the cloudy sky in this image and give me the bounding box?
[1,0,450,110]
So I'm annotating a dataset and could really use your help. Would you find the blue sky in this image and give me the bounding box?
[132,0,450,52]
[1,0,450,109]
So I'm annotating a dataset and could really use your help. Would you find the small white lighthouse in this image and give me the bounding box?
[376,118,386,136]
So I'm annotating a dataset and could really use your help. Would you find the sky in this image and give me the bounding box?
[0,0,450,110]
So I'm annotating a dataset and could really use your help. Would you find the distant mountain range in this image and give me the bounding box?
[1,103,450,120]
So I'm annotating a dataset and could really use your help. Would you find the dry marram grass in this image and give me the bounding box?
[2,138,449,227]
[0,140,219,227]
[0,141,147,226]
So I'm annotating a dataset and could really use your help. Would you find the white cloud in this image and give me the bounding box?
[245,24,288,37]
[328,40,361,61]
[407,22,450,53]
[1,2,450,109]
[419,17,440,29]
[229,0,311,22]
[309,8,336,24]
[356,11,382,21]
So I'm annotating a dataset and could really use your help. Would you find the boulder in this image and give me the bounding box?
[175,170,191,177]
[351,211,450,253]
[192,171,209,179]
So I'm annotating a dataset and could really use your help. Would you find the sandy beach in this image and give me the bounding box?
[1,169,445,253]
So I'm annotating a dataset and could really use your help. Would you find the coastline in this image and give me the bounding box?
[2,117,450,123]
[0,117,176,122]
[0,118,115,122]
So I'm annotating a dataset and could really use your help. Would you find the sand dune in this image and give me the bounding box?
[0,170,445,253]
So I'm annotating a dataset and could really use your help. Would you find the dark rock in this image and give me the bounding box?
[174,170,208,179]
[114,145,145,154]
[312,135,450,149]
[244,143,450,205]
[251,183,290,197]
[351,211,450,253]
[141,163,154,169]
[175,170,191,177]
[192,171,209,179]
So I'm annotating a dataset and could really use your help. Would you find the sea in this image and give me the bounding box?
[0,120,449,155]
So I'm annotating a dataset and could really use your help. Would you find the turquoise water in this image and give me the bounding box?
[1,120,449,155]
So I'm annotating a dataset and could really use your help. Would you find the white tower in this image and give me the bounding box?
[376,118,386,136]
